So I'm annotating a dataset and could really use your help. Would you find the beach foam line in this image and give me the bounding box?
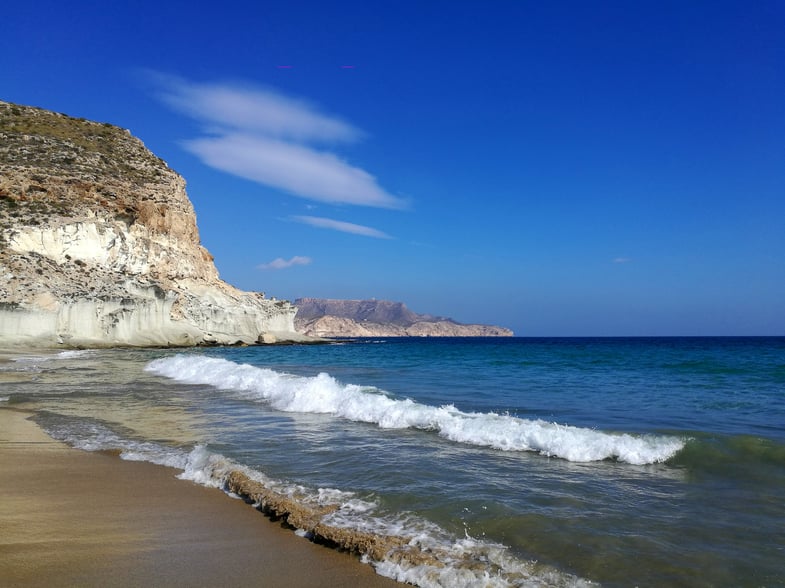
[146,355,686,465]
[9,349,93,363]
[2,409,399,588]
[37,416,593,587]
[224,470,420,562]
[223,470,595,588]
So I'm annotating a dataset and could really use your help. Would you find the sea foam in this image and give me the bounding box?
[146,355,685,465]
[37,414,593,587]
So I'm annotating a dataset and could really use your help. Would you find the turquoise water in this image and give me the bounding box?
[2,337,784,586]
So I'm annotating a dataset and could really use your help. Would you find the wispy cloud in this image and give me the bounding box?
[613,257,632,264]
[148,73,405,209]
[292,215,392,239]
[185,134,402,208]
[257,255,313,270]
[153,73,361,143]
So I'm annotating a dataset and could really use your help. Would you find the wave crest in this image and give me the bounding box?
[146,355,685,465]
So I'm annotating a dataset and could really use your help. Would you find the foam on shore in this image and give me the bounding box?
[39,414,593,588]
[0,409,399,588]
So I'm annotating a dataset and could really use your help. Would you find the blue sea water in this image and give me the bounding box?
[2,337,784,586]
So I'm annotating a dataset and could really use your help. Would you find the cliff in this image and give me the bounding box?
[294,298,514,337]
[0,100,307,347]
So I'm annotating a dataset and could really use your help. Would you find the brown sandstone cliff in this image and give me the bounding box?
[0,100,305,347]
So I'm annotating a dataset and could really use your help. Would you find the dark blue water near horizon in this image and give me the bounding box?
[3,336,784,587]
[212,336,785,442]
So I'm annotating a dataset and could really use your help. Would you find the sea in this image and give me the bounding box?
[1,337,784,587]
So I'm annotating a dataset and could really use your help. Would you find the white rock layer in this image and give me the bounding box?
[0,100,309,348]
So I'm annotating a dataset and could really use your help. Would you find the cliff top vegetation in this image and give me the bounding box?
[0,100,184,248]
[0,100,169,186]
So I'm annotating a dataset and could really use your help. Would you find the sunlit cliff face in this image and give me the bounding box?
[0,100,299,347]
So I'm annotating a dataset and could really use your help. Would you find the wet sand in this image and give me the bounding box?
[0,409,400,588]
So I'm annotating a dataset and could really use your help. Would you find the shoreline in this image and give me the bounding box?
[0,330,329,351]
[0,408,399,588]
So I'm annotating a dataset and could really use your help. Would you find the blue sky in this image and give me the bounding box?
[3,1,784,335]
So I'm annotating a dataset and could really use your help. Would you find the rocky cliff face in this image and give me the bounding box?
[294,298,514,337]
[0,100,304,347]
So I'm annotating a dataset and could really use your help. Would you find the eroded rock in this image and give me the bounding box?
[0,100,308,347]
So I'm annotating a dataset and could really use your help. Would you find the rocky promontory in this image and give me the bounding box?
[294,298,514,337]
[0,100,307,347]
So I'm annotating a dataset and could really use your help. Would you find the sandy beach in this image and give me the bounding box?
[0,409,399,588]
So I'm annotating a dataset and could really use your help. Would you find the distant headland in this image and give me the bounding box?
[294,297,513,337]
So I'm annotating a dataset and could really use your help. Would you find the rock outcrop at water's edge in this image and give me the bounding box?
[225,471,445,569]
[0,100,310,347]
[224,469,562,582]
[294,297,514,338]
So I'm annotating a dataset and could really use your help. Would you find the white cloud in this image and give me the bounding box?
[258,255,313,270]
[613,257,632,264]
[154,74,362,143]
[292,215,392,239]
[149,73,405,209]
[184,134,404,209]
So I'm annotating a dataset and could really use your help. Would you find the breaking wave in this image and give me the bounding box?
[146,355,685,465]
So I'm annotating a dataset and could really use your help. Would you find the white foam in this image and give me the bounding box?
[146,355,685,465]
[56,349,93,358]
[6,349,91,373]
[0,396,9,402]
[42,419,189,469]
[176,445,235,488]
[6,355,47,371]
[11,349,90,363]
[40,415,592,587]
[373,534,594,588]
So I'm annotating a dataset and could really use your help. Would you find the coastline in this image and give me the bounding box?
[0,409,399,588]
